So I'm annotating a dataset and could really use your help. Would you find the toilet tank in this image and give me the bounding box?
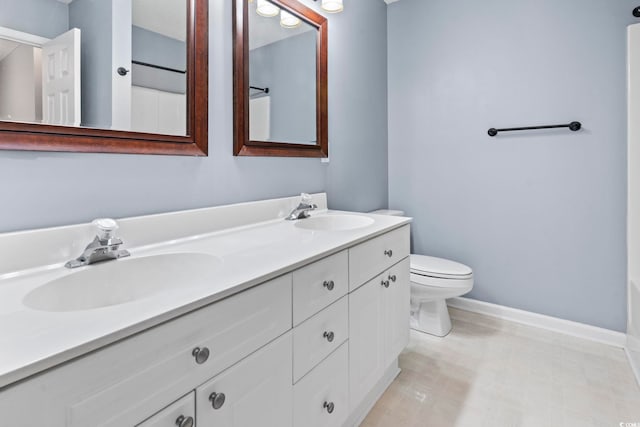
[369,209,405,216]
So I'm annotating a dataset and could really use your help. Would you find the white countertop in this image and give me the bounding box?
[0,202,410,389]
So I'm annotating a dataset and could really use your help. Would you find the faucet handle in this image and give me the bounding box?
[92,218,119,240]
[300,193,312,205]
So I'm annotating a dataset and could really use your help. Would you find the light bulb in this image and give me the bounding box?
[280,10,301,28]
[321,0,343,13]
[256,0,279,17]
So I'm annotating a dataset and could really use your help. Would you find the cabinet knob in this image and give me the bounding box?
[384,249,393,257]
[323,401,335,414]
[175,415,194,427]
[323,280,335,291]
[209,392,226,410]
[388,274,397,282]
[192,347,210,364]
[381,280,390,288]
[323,331,335,342]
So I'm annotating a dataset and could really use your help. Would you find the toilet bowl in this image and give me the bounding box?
[409,254,473,336]
[370,210,474,337]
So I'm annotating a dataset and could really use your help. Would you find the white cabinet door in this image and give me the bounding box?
[348,273,386,411]
[348,257,411,411]
[136,392,195,427]
[196,332,293,427]
[384,257,410,367]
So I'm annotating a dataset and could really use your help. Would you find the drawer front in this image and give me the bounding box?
[196,332,293,427]
[0,275,292,427]
[348,225,410,291]
[292,250,348,325]
[293,342,349,427]
[136,392,195,427]
[293,296,348,382]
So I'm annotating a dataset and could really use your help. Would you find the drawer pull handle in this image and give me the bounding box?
[384,249,393,257]
[175,415,194,427]
[323,280,335,291]
[323,401,335,414]
[323,331,335,342]
[192,347,210,364]
[381,280,390,288]
[209,392,226,410]
[388,274,397,282]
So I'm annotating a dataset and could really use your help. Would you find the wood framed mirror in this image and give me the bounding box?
[0,0,208,156]
[233,0,328,157]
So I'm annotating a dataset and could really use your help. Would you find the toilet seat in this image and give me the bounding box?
[410,255,473,281]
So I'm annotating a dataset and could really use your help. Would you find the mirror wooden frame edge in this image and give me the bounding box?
[233,0,328,158]
[0,0,209,157]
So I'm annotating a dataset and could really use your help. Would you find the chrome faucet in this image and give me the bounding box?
[286,193,318,220]
[65,218,130,268]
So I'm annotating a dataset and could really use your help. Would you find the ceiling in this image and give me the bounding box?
[248,1,315,50]
[55,0,186,42]
[132,0,186,42]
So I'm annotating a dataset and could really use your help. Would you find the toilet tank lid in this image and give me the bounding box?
[410,255,473,278]
[369,209,405,216]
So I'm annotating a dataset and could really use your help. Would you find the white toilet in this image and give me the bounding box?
[371,210,474,337]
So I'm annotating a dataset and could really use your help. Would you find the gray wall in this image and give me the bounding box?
[69,0,113,129]
[249,31,316,143]
[132,26,186,71]
[0,0,388,233]
[0,0,68,39]
[388,0,636,331]
[132,26,186,93]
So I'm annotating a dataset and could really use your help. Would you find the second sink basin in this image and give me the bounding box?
[295,214,374,231]
[23,252,222,312]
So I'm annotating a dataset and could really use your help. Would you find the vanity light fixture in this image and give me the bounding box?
[314,0,343,13]
[280,9,301,28]
[256,0,279,17]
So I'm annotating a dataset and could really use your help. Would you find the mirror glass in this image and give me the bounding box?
[0,0,187,136]
[248,0,317,145]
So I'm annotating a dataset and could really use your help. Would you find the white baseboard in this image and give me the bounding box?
[626,346,640,387]
[447,297,626,348]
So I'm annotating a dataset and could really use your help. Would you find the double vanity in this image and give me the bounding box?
[0,193,411,427]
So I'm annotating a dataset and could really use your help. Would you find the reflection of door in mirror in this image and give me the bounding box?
[0,26,80,127]
[248,0,317,145]
[0,0,187,136]
[42,28,81,127]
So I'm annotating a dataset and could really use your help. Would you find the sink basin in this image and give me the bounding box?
[23,253,222,312]
[295,214,374,231]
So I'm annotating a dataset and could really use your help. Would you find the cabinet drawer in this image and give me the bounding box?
[293,342,349,427]
[349,225,410,291]
[136,392,195,427]
[1,274,292,427]
[293,296,348,382]
[196,332,293,427]
[292,250,348,325]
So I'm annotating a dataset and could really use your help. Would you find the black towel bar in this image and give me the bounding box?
[488,121,582,137]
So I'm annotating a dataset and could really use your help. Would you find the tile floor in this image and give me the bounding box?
[361,308,640,427]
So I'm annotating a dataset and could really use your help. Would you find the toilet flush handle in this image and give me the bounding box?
[384,249,393,257]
